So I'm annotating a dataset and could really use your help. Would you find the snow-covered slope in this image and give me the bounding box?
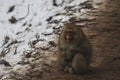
[0,0,89,65]
[0,0,92,78]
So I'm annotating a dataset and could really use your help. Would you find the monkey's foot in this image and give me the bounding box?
[68,67,75,74]
[64,67,75,74]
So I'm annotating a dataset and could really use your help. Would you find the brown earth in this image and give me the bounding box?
[40,0,120,80]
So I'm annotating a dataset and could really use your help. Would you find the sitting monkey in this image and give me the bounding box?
[57,23,92,74]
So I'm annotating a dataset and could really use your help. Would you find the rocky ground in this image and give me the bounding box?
[1,0,120,80]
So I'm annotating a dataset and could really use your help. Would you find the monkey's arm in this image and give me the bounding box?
[57,51,69,70]
[81,40,92,65]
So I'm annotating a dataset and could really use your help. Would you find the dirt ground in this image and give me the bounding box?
[40,0,120,80]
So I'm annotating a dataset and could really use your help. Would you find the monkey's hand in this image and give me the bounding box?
[66,48,81,61]
[66,52,75,62]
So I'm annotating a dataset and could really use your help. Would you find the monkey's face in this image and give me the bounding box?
[65,30,75,42]
[62,23,78,42]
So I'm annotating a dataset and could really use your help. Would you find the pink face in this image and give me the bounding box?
[65,31,74,41]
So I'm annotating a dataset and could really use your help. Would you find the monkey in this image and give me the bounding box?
[57,22,92,74]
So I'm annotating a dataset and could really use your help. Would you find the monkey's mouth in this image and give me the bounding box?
[65,35,74,41]
[66,35,72,39]
[65,31,74,41]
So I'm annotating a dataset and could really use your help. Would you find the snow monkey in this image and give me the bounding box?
[57,23,92,74]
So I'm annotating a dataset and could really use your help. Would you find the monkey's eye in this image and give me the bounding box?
[65,31,74,35]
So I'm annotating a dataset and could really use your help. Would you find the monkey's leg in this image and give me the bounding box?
[71,53,88,74]
[57,52,68,71]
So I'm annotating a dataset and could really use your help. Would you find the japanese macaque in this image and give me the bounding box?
[57,23,92,74]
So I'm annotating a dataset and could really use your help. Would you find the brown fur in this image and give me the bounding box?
[57,23,92,74]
